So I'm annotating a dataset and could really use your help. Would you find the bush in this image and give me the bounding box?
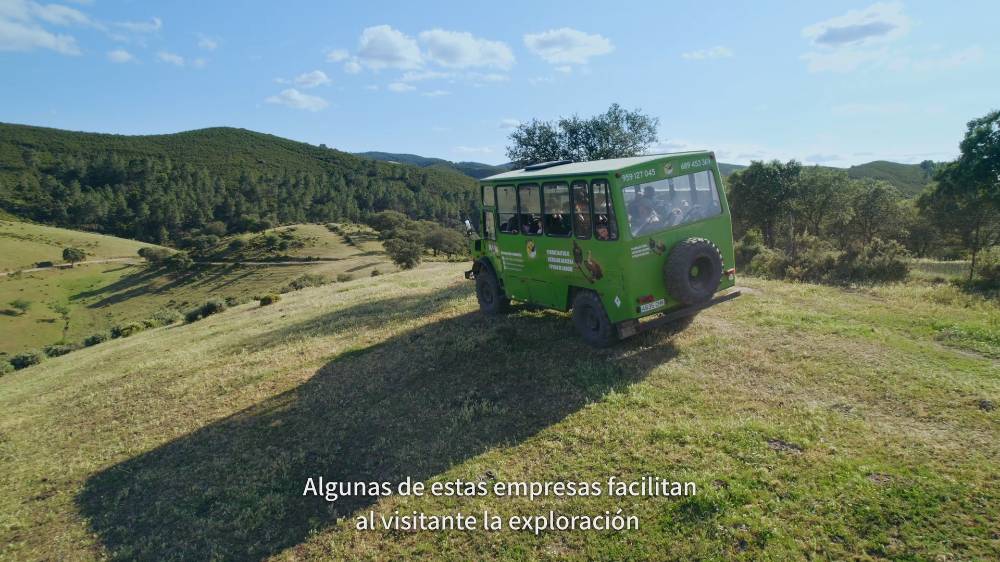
[734,229,765,270]
[259,293,281,306]
[282,273,330,293]
[336,273,353,282]
[186,298,227,322]
[164,251,194,271]
[138,247,172,263]
[146,309,183,327]
[370,268,381,277]
[224,296,248,307]
[10,350,43,370]
[35,261,54,268]
[83,332,109,347]
[62,247,86,263]
[837,238,910,283]
[44,343,80,357]
[111,321,145,338]
[0,361,13,376]
[228,238,248,252]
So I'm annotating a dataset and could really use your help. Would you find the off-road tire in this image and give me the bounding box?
[663,238,723,306]
[475,264,509,315]
[572,291,615,347]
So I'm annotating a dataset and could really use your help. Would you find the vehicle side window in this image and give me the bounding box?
[496,185,518,235]
[592,180,618,240]
[518,184,542,236]
[543,183,571,237]
[482,184,495,207]
[572,180,591,239]
[484,211,496,240]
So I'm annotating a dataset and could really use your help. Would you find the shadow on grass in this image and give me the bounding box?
[76,285,678,561]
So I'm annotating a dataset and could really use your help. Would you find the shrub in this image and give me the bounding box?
[83,332,109,346]
[164,251,194,271]
[370,268,381,277]
[10,350,43,370]
[35,261,54,268]
[111,321,145,338]
[62,247,86,263]
[224,296,248,307]
[282,273,330,293]
[8,298,32,315]
[259,294,281,306]
[336,273,353,282]
[44,343,80,357]
[837,238,910,283]
[138,247,172,263]
[146,309,183,327]
[734,229,765,270]
[0,361,13,376]
[228,238,248,251]
[187,298,227,322]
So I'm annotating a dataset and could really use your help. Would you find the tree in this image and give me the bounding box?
[138,247,172,263]
[727,160,802,246]
[919,110,1000,280]
[384,237,424,269]
[62,247,85,263]
[793,167,853,238]
[368,210,410,236]
[164,251,194,272]
[425,227,467,257]
[843,180,906,249]
[506,103,659,166]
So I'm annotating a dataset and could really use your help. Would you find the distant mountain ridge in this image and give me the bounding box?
[357,152,932,197]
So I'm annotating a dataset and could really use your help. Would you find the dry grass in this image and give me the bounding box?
[0,265,997,560]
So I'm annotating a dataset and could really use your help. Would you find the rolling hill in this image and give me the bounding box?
[0,263,996,560]
[0,122,479,242]
[0,219,160,272]
[847,160,933,197]
[356,151,513,179]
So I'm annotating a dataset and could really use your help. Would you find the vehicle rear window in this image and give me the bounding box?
[623,170,722,237]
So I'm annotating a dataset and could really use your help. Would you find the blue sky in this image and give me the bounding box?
[1,0,996,166]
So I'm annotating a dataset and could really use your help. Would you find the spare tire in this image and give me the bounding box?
[663,238,723,305]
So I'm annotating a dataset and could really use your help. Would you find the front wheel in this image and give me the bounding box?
[572,291,615,348]
[475,266,509,315]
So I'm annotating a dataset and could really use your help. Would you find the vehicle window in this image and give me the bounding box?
[623,170,722,237]
[518,184,542,235]
[496,185,518,235]
[572,181,591,239]
[592,180,618,241]
[482,184,495,207]
[484,211,496,240]
[543,183,571,237]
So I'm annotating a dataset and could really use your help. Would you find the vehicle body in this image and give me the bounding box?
[466,151,740,346]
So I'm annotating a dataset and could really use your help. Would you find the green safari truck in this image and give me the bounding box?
[465,151,740,347]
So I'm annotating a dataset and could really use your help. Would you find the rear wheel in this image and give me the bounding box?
[572,291,615,348]
[663,238,723,306]
[475,265,508,315]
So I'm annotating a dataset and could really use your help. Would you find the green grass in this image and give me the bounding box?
[909,258,971,282]
[0,223,396,356]
[0,265,996,560]
[0,219,160,272]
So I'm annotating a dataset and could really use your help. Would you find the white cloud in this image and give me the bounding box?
[326,48,348,62]
[400,69,452,82]
[554,65,572,73]
[197,34,218,50]
[499,118,521,130]
[115,16,161,34]
[422,89,450,97]
[801,3,911,73]
[0,0,82,54]
[681,46,733,60]
[157,50,184,66]
[387,82,415,93]
[364,84,379,91]
[292,69,331,88]
[803,2,909,47]
[418,29,514,69]
[356,24,422,70]
[107,48,134,63]
[266,88,328,111]
[343,59,361,74]
[523,28,613,65]
[468,72,509,84]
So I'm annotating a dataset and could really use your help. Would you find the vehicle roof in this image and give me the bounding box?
[482,151,711,182]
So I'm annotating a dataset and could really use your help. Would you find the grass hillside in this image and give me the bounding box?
[0,219,160,272]
[0,264,996,560]
[0,223,395,356]
[847,160,931,197]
